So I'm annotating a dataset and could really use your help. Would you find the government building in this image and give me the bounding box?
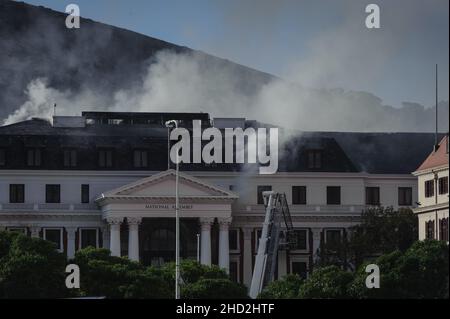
[0,111,443,288]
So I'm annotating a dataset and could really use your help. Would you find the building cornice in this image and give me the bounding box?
[412,164,449,176]
[413,202,449,214]
[0,169,416,180]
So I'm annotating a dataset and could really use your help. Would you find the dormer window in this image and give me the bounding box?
[26,148,42,167]
[0,148,5,166]
[98,149,113,168]
[63,149,77,167]
[133,149,149,168]
[307,150,322,169]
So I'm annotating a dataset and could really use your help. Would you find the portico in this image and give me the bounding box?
[96,170,238,271]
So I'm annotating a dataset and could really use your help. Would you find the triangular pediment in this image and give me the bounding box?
[101,169,238,199]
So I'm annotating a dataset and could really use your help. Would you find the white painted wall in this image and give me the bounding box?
[0,171,418,209]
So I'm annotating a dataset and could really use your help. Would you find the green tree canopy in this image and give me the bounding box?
[182,278,248,299]
[258,274,304,299]
[73,248,247,299]
[349,240,449,299]
[298,266,354,299]
[350,207,418,258]
[0,231,69,298]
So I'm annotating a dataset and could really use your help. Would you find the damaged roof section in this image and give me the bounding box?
[0,114,443,174]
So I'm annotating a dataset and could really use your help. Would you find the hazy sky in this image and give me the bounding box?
[21,0,449,108]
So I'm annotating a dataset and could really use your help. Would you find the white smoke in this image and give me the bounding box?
[4,0,448,132]
[3,49,448,133]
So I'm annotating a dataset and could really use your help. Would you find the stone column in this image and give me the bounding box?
[218,217,232,273]
[30,226,41,238]
[102,225,110,250]
[128,217,142,262]
[66,227,77,259]
[200,218,213,265]
[242,227,253,288]
[311,227,322,263]
[108,218,123,257]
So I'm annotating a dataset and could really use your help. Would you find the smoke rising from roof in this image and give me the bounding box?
[1,0,448,132]
[3,49,448,132]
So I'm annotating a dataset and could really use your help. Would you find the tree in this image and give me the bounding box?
[182,278,248,299]
[349,240,449,299]
[298,266,353,299]
[0,231,69,298]
[258,274,304,299]
[72,247,161,298]
[350,207,418,259]
[161,259,248,299]
[160,259,229,284]
[73,250,246,299]
[122,267,173,299]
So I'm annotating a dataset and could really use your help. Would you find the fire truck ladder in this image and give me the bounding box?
[249,191,295,299]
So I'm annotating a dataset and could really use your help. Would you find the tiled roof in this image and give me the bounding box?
[415,136,449,172]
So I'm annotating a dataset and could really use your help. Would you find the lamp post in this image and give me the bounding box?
[165,119,180,299]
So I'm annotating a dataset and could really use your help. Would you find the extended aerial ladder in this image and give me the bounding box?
[249,191,295,299]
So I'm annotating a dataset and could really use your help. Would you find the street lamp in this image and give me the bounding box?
[165,119,180,299]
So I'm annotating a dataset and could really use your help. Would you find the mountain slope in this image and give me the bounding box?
[0,0,274,120]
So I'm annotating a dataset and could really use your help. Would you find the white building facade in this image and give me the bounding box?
[0,112,430,288]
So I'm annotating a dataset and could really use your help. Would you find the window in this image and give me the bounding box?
[398,187,412,206]
[63,149,77,167]
[425,220,435,239]
[80,228,98,249]
[291,261,308,279]
[133,149,149,168]
[9,184,25,203]
[365,187,380,205]
[26,148,41,167]
[292,186,306,205]
[43,228,63,251]
[229,229,239,251]
[439,177,448,195]
[46,184,60,203]
[325,229,342,246]
[327,186,341,205]
[0,148,5,166]
[257,185,272,204]
[307,150,322,169]
[291,229,308,250]
[98,149,113,168]
[425,180,434,198]
[81,184,89,203]
[439,218,448,242]
[229,261,239,282]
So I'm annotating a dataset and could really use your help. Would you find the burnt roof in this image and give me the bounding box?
[0,116,441,174]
